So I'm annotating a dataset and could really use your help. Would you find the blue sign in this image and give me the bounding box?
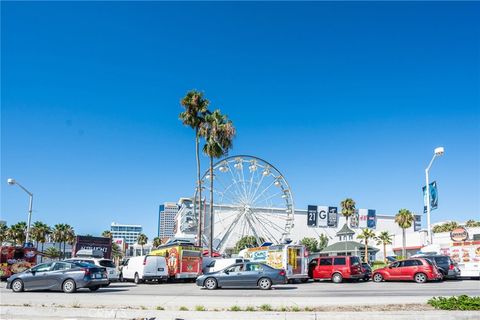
[423,181,438,213]
[367,209,376,229]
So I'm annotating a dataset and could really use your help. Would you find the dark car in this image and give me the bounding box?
[361,263,372,281]
[6,261,108,293]
[196,262,286,290]
[415,255,460,279]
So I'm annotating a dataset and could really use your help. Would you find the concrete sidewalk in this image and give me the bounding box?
[1,306,479,320]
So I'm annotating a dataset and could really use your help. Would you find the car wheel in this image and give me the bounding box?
[89,286,100,292]
[62,279,77,293]
[414,272,427,283]
[11,279,24,292]
[134,273,142,284]
[258,277,272,290]
[332,273,343,283]
[204,277,218,290]
[373,273,383,282]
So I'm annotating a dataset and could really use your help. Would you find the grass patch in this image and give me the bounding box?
[279,306,288,312]
[156,306,165,310]
[428,296,480,310]
[179,306,189,311]
[229,305,242,311]
[245,306,255,312]
[195,305,206,311]
[259,304,273,311]
[291,306,301,312]
[303,306,314,312]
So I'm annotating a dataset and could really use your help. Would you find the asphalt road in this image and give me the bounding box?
[1,279,479,309]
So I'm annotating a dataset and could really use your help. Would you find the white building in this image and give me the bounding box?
[110,222,142,245]
[158,202,178,238]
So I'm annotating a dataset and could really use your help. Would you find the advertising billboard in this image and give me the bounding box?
[358,209,368,228]
[317,206,329,227]
[74,236,112,259]
[423,181,438,213]
[367,209,377,229]
[350,210,359,228]
[307,205,318,227]
[327,207,338,228]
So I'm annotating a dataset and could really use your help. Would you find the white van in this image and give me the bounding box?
[203,258,249,274]
[121,255,168,284]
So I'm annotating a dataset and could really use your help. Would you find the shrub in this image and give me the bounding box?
[229,305,241,311]
[179,306,189,311]
[156,306,165,311]
[428,296,480,310]
[291,306,301,312]
[245,306,255,312]
[259,304,273,311]
[195,305,206,311]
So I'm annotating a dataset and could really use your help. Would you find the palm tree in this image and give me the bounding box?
[200,109,236,257]
[137,233,148,255]
[44,246,61,260]
[152,236,162,248]
[0,222,10,245]
[357,228,376,263]
[376,231,393,263]
[52,224,66,254]
[30,222,51,261]
[64,225,75,258]
[112,242,123,264]
[102,230,112,239]
[8,222,27,245]
[340,198,356,225]
[180,90,210,247]
[395,209,415,258]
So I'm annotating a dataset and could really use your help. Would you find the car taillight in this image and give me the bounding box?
[82,268,91,276]
[449,264,455,270]
[279,270,286,276]
[143,257,147,265]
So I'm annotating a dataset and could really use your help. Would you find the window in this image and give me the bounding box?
[390,261,400,268]
[246,263,263,272]
[208,260,216,268]
[225,264,243,273]
[334,257,346,265]
[403,260,417,267]
[53,262,72,271]
[319,258,332,266]
[31,263,54,272]
[434,257,449,265]
[99,260,116,268]
[350,256,360,266]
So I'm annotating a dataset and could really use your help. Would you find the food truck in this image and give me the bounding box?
[239,244,309,281]
[0,246,37,280]
[150,241,202,280]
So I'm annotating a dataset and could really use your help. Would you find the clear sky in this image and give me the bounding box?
[1,2,479,238]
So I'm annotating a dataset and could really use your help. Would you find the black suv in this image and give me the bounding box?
[416,255,460,279]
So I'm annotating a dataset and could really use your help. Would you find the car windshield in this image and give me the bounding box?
[434,256,449,265]
[99,260,116,268]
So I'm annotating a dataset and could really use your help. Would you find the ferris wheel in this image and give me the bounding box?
[195,155,295,252]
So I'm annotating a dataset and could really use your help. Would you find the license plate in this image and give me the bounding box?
[94,273,102,279]
[109,270,114,274]
[158,268,164,271]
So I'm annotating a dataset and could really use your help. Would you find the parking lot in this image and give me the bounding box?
[1,279,479,310]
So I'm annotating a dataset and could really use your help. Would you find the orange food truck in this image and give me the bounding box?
[150,242,202,281]
[0,246,37,280]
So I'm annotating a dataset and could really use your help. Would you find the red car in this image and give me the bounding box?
[372,258,442,283]
[308,256,364,283]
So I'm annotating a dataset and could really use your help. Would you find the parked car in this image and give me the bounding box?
[372,258,442,283]
[120,255,168,284]
[308,256,364,283]
[202,258,250,274]
[361,263,372,281]
[65,257,119,284]
[413,254,460,280]
[6,261,108,293]
[196,262,286,290]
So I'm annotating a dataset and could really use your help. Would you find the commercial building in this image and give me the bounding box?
[158,202,178,238]
[110,222,142,245]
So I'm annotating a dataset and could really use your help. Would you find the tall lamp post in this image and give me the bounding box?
[425,147,444,245]
[7,178,34,246]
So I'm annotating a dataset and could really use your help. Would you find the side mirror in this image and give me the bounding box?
[224,270,230,275]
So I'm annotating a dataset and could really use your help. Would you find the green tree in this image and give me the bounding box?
[357,228,376,263]
[8,222,27,245]
[44,246,61,260]
[64,225,75,258]
[465,220,480,228]
[340,198,356,225]
[0,222,10,244]
[200,109,235,257]
[395,209,415,258]
[234,236,264,253]
[180,90,210,247]
[152,237,162,248]
[102,230,112,239]
[30,222,51,262]
[52,224,66,252]
[112,242,123,264]
[318,234,329,251]
[376,231,393,263]
[300,237,318,253]
[137,233,148,255]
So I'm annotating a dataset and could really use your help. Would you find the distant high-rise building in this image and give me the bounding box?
[158,202,178,238]
[110,222,142,245]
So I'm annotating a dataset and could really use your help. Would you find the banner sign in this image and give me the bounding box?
[307,205,318,227]
[423,181,438,213]
[367,209,377,229]
[350,210,359,228]
[358,209,368,228]
[414,215,421,231]
[327,207,338,228]
[317,206,329,227]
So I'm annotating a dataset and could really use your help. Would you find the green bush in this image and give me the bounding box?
[259,304,273,311]
[428,296,480,310]
[229,305,241,312]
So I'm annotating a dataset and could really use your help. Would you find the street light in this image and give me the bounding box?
[425,147,444,245]
[7,178,34,246]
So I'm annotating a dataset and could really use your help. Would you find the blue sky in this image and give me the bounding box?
[1,2,479,238]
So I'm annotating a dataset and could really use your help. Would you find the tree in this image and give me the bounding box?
[357,228,376,263]
[8,222,27,245]
[300,237,318,252]
[64,225,75,258]
[376,231,393,263]
[234,236,264,253]
[0,222,10,244]
[44,246,61,260]
[340,198,356,225]
[395,209,415,258]
[152,237,162,248]
[30,222,51,262]
[102,230,112,239]
[465,220,480,228]
[318,234,329,251]
[137,233,148,255]
[180,90,210,247]
[200,109,236,257]
[112,242,123,264]
[52,224,66,252]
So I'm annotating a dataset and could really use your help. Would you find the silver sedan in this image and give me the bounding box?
[6,261,108,293]
[196,262,287,290]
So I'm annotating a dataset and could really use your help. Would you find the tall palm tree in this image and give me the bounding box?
[102,230,112,239]
[200,109,236,257]
[52,224,66,254]
[180,90,210,247]
[0,222,10,245]
[152,236,162,248]
[357,228,376,263]
[395,209,415,258]
[376,231,393,263]
[8,222,27,245]
[137,233,148,255]
[340,198,356,225]
[64,225,75,258]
